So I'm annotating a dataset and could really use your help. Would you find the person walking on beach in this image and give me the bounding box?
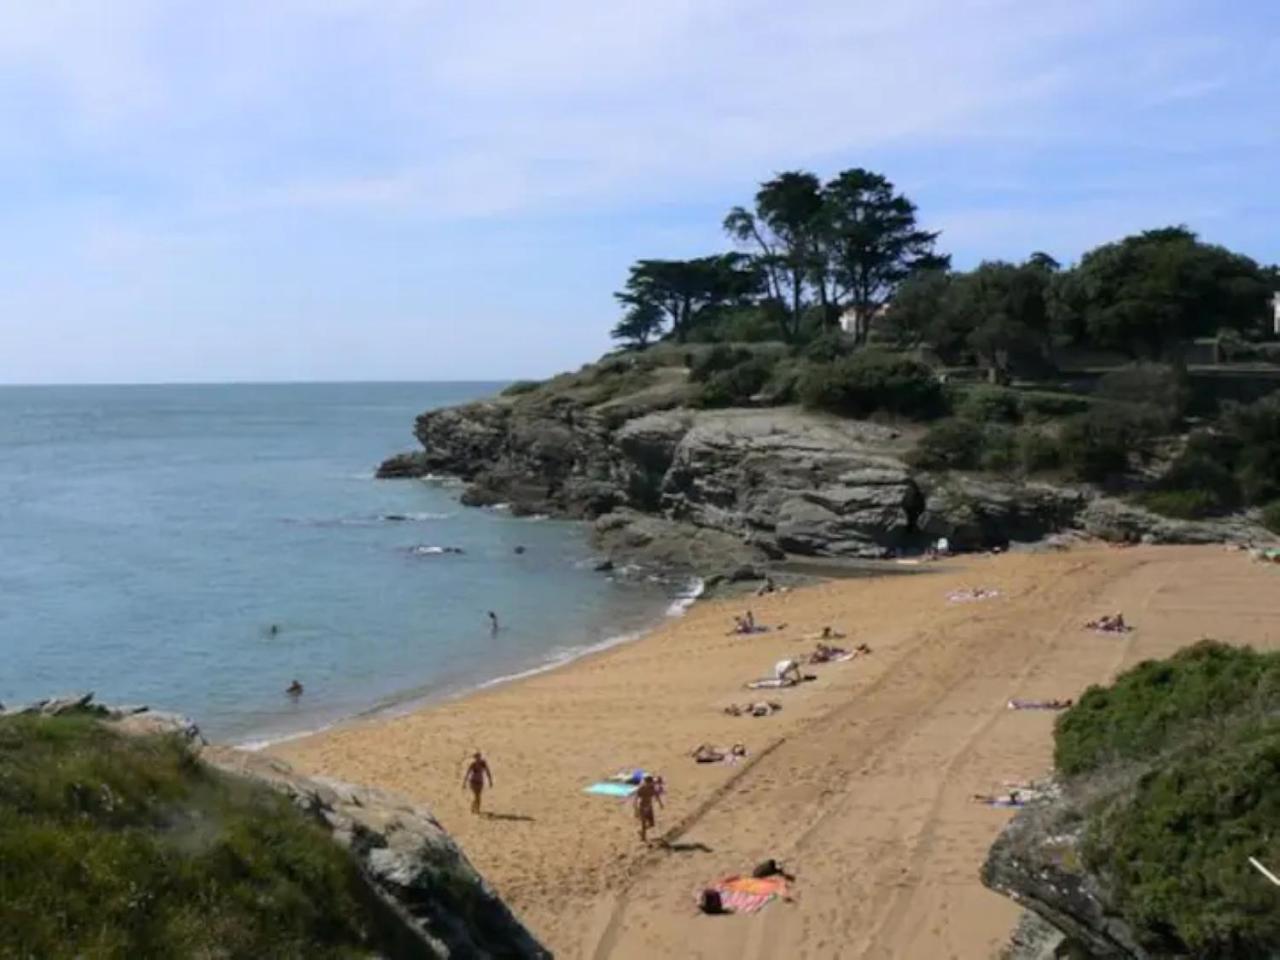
[633,774,663,843]
[487,611,499,635]
[463,751,493,814]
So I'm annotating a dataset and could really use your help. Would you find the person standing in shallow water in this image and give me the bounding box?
[487,611,499,634]
[463,752,493,814]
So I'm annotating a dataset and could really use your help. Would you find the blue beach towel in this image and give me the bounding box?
[584,782,637,797]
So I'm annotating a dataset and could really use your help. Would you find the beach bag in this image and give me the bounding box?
[698,888,725,914]
[752,859,782,878]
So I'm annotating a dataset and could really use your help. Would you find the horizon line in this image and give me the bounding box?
[0,377,519,389]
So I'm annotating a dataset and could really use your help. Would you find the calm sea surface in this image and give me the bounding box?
[0,383,680,742]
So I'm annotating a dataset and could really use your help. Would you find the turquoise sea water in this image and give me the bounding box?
[0,383,680,742]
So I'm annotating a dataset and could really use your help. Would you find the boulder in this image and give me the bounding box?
[113,708,206,746]
[205,748,551,959]
[1079,498,1272,545]
[377,451,430,479]
[917,477,1087,551]
[982,782,1148,959]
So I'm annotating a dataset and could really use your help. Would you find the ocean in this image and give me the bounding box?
[0,382,684,744]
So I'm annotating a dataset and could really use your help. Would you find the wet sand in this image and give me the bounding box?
[274,544,1280,959]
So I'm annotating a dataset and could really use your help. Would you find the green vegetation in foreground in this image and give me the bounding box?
[1053,642,1280,958]
[0,714,378,959]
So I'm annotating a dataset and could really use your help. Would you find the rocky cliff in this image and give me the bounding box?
[379,358,1268,573]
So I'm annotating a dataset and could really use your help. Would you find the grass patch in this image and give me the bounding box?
[0,714,378,959]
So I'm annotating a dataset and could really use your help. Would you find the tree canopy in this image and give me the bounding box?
[822,168,949,342]
[613,254,759,342]
[1052,227,1271,358]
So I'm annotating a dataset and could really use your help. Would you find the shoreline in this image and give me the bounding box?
[236,576,705,752]
[271,543,1280,958]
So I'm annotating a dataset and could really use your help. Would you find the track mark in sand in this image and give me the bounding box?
[842,571,1119,956]
[587,735,790,960]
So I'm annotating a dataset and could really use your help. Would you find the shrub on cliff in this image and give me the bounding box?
[0,714,381,957]
[798,350,946,420]
[1264,500,1280,534]
[694,356,775,408]
[956,385,1022,423]
[1054,642,1280,957]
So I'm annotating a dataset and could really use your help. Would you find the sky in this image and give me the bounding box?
[0,0,1277,384]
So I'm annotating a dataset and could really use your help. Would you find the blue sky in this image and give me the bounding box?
[1,0,1277,383]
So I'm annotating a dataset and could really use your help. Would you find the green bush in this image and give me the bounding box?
[1016,428,1062,473]
[0,714,379,958]
[802,330,854,364]
[501,379,541,396]
[695,356,774,408]
[1096,363,1190,430]
[1133,489,1221,519]
[957,385,1021,423]
[978,423,1017,471]
[688,345,755,383]
[909,418,984,470]
[1263,500,1280,534]
[1018,390,1093,422]
[1059,642,1280,958]
[1223,392,1280,505]
[1054,640,1280,777]
[798,350,946,420]
[1084,724,1280,958]
[1058,409,1140,482]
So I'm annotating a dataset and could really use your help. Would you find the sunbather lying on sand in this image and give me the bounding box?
[971,790,1028,807]
[724,701,782,717]
[1085,612,1131,633]
[948,587,1000,603]
[691,743,748,764]
[1007,697,1073,711]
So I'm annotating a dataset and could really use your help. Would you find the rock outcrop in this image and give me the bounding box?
[982,782,1147,960]
[378,361,1272,573]
[207,747,551,960]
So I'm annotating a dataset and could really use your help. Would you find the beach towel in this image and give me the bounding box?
[1007,698,1070,711]
[700,875,788,914]
[584,782,636,797]
[746,678,793,690]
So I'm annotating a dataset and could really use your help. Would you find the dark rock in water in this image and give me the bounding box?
[593,558,613,572]
[206,747,551,959]
[514,545,526,555]
[383,513,409,522]
[377,452,430,479]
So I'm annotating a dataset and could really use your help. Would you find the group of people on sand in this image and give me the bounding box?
[1085,612,1130,633]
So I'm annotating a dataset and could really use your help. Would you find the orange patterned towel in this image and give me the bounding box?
[702,875,788,914]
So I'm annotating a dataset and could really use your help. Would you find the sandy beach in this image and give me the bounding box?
[274,544,1280,959]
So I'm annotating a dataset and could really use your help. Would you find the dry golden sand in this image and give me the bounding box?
[274,544,1280,959]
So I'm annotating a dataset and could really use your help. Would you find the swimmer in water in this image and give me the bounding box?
[286,679,303,697]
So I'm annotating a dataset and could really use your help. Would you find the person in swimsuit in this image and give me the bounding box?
[463,751,493,814]
[488,611,500,635]
[633,774,663,842]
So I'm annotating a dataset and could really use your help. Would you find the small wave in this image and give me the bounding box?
[237,721,337,752]
[665,577,705,617]
[473,630,647,692]
[418,473,464,487]
[487,502,512,512]
[381,512,453,523]
[407,545,466,556]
